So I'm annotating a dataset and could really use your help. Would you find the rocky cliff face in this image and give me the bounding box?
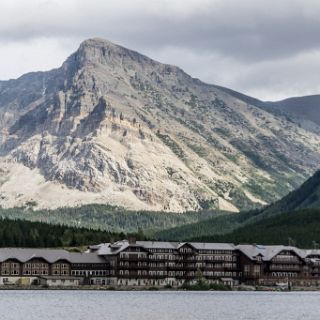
[0,38,320,212]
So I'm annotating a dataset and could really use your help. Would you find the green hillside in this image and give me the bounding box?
[191,208,320,248]
[262,170,320,215]
[154,210,260,241]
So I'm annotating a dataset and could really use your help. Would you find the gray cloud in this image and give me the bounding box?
[0,0,319,100]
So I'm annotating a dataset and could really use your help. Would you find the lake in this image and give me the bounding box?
[0,290,319,320]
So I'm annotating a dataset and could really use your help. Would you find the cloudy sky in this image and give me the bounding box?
[0,0,319,100]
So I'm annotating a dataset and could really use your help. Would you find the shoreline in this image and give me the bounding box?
[0,285,320,292]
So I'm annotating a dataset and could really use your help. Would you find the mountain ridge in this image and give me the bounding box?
[267,95,320,126]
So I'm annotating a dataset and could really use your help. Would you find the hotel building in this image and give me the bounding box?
[0,240,319,287]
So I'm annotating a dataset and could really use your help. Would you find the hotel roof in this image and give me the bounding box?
[0,248,105,264]
[89,240,236,256]
[189,242,235,250]
[236,244,306,261]
[0,248,70,263]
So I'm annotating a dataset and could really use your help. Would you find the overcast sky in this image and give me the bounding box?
[0,0,320,101]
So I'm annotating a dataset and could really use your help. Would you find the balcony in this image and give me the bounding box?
[118,274,148,279]
[176,274,196,279]
[269,265,301,271]
[201,267,238,272]
[149,266,167,271]
[167,265,184,270]
[175,257,197,262]
[119,264,149,270]
[272,258,301,264]
[119,256,148,262]
[185,265,197,270]
[179,253,196,257]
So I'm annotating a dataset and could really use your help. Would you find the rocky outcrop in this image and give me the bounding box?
[0,38,319,212]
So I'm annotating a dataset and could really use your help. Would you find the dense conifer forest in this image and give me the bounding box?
[1,207,320,248]
[0,218,144,248]
[0,205,226,233]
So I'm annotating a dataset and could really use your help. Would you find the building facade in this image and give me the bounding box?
[0,241,320,287]
[237,244,320,286]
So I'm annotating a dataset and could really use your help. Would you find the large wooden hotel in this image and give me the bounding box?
[0,240,320,287]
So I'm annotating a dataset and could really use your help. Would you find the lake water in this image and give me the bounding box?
[0,290,319,320]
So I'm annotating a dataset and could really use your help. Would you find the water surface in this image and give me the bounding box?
[0,290,319,320]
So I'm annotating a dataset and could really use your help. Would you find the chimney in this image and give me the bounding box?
[128,236,136,245]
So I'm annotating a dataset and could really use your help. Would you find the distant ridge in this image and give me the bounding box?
[267,95,320,126]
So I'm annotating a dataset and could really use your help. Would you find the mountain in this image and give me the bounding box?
[0,38,320,212]
[267,95,320,126]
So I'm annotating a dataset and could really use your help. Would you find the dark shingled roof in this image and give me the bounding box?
[0,248,105,264]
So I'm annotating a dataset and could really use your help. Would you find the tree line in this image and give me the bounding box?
[0,217,145,248]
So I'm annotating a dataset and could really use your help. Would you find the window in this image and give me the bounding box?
[244,265,250,276]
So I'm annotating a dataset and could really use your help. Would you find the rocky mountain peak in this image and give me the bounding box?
[64,38,153,73]
[0,38,320,212]
[77,38,121,62]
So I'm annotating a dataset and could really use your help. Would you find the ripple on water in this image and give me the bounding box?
[0,290,320,320]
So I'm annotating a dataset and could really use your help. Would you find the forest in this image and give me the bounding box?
[0,204,226,233]
[0,217,145,248]
[1,207,320,249]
